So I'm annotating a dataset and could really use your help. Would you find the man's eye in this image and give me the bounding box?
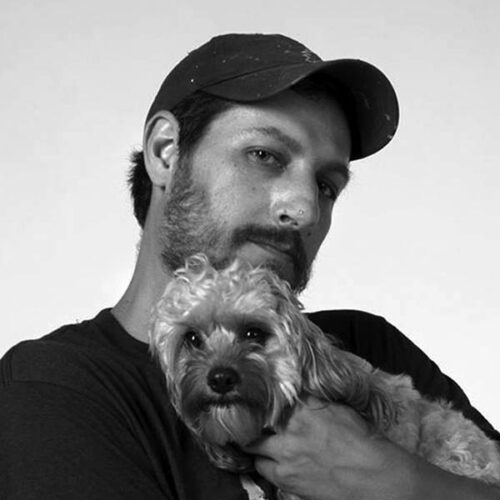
[184,330,203,349]
[241,327,270,345]
[248,149,282,167]
[318,180,339,201]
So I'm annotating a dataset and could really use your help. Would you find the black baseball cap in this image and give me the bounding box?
[146,33,399,161]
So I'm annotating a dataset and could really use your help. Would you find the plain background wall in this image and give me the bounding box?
[1,0,498,426]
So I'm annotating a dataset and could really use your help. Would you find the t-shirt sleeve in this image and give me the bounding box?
[0,343,171,500]
[307,309,500,442]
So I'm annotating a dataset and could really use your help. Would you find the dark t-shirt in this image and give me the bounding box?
[1,309,498,499]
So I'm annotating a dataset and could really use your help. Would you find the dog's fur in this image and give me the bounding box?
[150,254,500,493]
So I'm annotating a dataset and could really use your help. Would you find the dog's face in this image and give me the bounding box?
[150,254,391,471]
[150,255,308,456]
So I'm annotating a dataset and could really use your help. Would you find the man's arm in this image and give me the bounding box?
[247,397,500,500]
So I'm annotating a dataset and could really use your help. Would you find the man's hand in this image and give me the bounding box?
[245,396,500,500]
[245,396,417,499]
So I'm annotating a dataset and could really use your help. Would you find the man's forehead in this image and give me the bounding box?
[202,93,352,164]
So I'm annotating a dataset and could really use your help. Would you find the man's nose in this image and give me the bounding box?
[271,176,320,230]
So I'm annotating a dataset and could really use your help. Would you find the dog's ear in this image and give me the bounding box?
[293,317,398,430]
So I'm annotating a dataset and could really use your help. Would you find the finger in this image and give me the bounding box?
[244,433,285,458]
[253,456,278,483]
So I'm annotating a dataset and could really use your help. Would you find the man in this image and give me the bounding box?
[1,33,499,499]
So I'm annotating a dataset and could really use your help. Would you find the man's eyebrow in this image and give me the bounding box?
[241,126,351,183]
[241,126,303,154]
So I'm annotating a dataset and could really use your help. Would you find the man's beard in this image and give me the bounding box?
[160,160,311,293]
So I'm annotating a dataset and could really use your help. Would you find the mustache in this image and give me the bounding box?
[230,224,307,270]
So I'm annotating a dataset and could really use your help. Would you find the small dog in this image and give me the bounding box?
[150,254,500,497]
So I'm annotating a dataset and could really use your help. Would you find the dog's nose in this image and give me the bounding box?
[207,367,240,394]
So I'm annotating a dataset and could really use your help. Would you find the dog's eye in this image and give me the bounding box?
[242,327,270,345]
[184,330,203,349]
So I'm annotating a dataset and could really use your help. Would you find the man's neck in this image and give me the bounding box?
[112,232,172,344]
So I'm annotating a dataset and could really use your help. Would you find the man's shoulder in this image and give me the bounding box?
[0,309,150,397]
[306,309,401,361]
[306,309,387,336]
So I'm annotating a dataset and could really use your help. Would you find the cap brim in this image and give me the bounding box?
[202,59,399,160]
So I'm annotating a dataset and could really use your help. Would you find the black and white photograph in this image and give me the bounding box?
[1,1,499,498]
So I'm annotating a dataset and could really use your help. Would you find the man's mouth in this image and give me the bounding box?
[228,224,309,292]
[247,239,295,261]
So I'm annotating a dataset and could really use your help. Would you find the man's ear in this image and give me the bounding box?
[143,110,180,190]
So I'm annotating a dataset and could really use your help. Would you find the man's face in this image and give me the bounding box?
[160,90,351,292]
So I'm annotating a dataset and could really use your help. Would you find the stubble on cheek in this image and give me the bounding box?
[160,183,224,272]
